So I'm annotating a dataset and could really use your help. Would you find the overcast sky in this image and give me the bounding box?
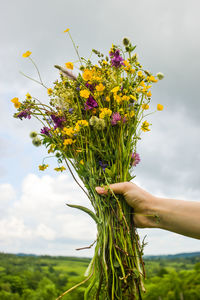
[0,0,200,257]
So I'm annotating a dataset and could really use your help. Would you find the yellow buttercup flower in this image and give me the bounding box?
[146,91,152,97]
[26,93,32,100]
[82,69,93,81]
[54,166,66,172]
[130,95,137,101]
[80,89,90,98]
[62,127,75,137]
[39,164,49,171]
[99,108,112,119]
[65,62,74,70]
[63,139,74,146]
[137,71,143,77]
[80,160,84,165]
[47,88,53,95]
[11,97,21,108]
[96,83,105,92]
[157,104,164,111]
[111,86,120,93]
[22,51,32,58]
[64,28,70,33]
[105,96,111,102]
[148,75,158,83]
[141,103,149,110]
[122,95,130,102]
[75,120,89,132]
[141,121,150,132]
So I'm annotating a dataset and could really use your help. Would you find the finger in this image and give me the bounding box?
[95,182,132,195]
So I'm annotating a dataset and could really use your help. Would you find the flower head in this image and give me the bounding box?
[26,93,32,100]
[82,69,93,81]
[85,95,98,110]
[111,112,121,125]
[11,97,21,108]
[17,109,31,120]
[110,49,124,68]
[47,88,53,95]
[141,120,150,132]
[32,137,42,147]
[29,131,37,138]
[22,51,32,58]
[39,164,49,171]
[51,114,65,129]
[64,28,70,33]
[99,108,112,119]
[157,104,164,111]
[80,89,90,99]
[65,62,74,70]
[99,161,108,171]
[131,152,141,166]
[156,72,164,80]
[54,166,66,172]
[40,127,51,136]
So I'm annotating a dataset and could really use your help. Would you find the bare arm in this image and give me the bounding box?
[95,182,200,239]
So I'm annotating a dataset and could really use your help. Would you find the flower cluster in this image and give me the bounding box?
[11,31,165,300]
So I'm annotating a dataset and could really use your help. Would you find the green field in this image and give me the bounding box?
[0,252,199,299]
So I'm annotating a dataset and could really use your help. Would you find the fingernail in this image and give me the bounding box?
[95,187,104,193]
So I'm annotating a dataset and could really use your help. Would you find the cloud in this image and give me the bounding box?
[0,173,200,257]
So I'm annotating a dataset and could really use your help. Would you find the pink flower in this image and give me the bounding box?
[131,152,140,166]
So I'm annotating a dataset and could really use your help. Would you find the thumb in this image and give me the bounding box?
[95,182,131,195]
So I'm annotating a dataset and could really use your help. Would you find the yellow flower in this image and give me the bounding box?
[65,62,74,70]
[22,51,32,58]
[39,164,49,171]
[26,93,32,100]
[48,144,56,154]
[130,111,135,117]
[11,97,21,108]
[141,120,150,132]
[141,103,149,110]
[76,120,89,127]
[64,28,70,32]
[137,71,143,77]
[111,86,120,93]
[99,108,112,119]
[80,160,84,165]
[157,104,164,111]
[63,139,74,146]
[62,127,75,137]
[105,96,110,102]
[130,95,137,101]
[136,87,141,93]
[54,166,66,172]
[96,83,105,92]
[47,88,53,95]
[122,95,130,102]
[82,69,93,81]
[80,89,90,98]
[146,91,152,97]
[140,81,146,87]
[114,94,122,104]
[148,75,158,83]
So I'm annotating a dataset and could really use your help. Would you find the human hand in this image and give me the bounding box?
[95,182,158,228]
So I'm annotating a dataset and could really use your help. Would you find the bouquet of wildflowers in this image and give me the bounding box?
[11,29,164,300]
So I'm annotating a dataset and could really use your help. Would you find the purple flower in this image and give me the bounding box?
[85,82,95,91]
[84,95,98,110]
[99,161,108,172]
[68,108,74,114]
[111,112,121,125]
[131,152,141,166]
[110,49,125,68]
[17,109,31,120]
[40,126,51,136]
[51,114,65,129]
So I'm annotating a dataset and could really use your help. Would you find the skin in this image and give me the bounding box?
[95,182,200,239]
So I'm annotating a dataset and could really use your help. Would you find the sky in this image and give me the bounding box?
[0,0,200,257]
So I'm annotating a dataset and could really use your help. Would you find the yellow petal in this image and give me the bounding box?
[22,51,32,58]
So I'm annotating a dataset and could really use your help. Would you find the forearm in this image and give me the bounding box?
[150,197,200,239]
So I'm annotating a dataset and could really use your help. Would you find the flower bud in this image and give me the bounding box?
[29,131,37,138]
[123,37,130,46]
[156,72,164,80]
[32,137,42,147]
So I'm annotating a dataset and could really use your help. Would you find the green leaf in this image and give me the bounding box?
[66,204,100,225]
